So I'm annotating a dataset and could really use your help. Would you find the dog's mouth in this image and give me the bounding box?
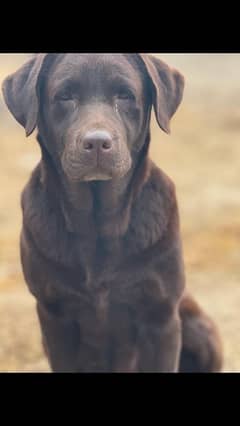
[82,169,113,182]
[61,150,132,182]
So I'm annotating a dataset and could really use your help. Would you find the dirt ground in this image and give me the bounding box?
[0,54,240,372]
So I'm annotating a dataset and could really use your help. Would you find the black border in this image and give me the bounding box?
[1,372,239,410]
[0,23,240,54]
[1,3,240,53]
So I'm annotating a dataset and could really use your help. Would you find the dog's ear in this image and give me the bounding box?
[139,54,185,134]
[2,54,48,137]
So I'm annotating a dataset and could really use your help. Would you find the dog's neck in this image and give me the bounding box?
[38,134,150,239]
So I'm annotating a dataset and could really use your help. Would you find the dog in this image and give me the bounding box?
[2,53,223,372]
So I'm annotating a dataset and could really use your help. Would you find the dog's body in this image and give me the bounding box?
[2,54,223,372]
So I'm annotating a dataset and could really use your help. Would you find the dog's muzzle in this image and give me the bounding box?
[61,129,132,182]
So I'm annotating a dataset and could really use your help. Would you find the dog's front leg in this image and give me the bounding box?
[110,301,181,373]
[109,289,182,373]
[36,302,80,372]
[137,305,182,372]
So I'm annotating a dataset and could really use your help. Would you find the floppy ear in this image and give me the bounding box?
[139,54,185,134]
[2,54,47,137]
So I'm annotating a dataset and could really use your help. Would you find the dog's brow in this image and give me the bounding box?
[106,75,139,93]
[52,78,80,94]
[51,73,140,98]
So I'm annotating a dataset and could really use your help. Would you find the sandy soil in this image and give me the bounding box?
[0,54,240,372]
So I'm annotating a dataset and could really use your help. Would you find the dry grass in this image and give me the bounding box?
[0,54,240,372]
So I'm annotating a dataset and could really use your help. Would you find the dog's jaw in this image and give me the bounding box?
[82,173,112,182]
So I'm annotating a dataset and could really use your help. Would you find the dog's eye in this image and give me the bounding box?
[55,92,73,102]
[116,90,135,101]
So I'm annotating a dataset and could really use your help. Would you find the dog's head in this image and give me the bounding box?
[2,54,184,182]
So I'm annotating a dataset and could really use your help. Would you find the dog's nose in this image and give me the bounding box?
[82,130,113,152]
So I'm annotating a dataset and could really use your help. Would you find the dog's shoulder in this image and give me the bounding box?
[21,164,66,257]
[21,163,42,218]
[126,160,179,252]
[145,160,177,206]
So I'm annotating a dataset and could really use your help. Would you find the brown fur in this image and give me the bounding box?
[2,53,223,372]
[179,292,223,372]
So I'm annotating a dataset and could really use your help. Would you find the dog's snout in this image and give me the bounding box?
[82,130,113,152]
[64,126,131,182]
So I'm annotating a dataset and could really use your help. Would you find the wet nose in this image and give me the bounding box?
[82,130,113,152]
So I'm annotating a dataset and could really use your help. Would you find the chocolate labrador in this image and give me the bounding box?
[2,54,223,372]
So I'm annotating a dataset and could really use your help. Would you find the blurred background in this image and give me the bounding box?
[0,53,240,372]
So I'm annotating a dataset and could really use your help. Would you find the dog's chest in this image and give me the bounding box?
[48,180,169,296]
[54,235,142,314]
[75,238,131,290]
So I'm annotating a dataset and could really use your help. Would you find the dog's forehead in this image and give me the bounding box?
[47,53,143,88]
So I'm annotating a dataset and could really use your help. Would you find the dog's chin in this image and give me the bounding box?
[81,166,131,182]
[82,173,112,182]
[66,166,131,182]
